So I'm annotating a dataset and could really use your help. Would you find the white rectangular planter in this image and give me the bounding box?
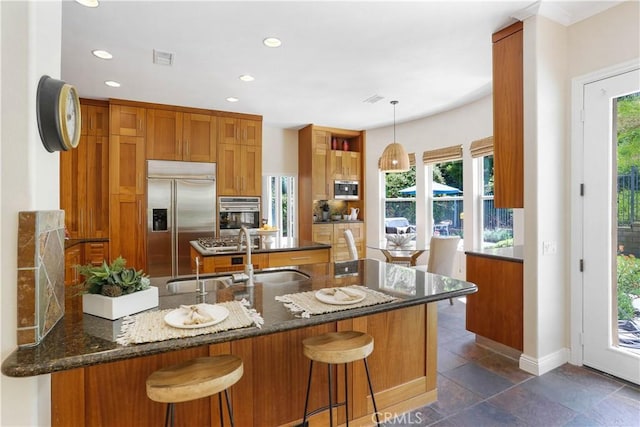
[82,286,159,320]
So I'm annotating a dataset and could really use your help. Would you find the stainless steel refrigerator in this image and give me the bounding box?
[147,160,216,277]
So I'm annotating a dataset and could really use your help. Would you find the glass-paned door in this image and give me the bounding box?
[583,68,640,385]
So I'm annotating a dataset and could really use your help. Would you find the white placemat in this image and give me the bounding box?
[275,285,397,318]
[116,300,263,345]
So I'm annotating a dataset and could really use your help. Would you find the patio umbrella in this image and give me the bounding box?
[399,183,462,196]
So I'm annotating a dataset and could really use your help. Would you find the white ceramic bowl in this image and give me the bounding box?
[385,233,416,246]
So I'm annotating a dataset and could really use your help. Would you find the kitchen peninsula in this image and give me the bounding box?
[2,259,476,426]
[190,236,332,272]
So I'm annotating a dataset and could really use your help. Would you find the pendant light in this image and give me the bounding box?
[379,100,410,172]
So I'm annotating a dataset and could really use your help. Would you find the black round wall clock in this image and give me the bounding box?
[36,75,81,152]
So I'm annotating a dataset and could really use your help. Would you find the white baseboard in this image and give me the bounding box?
[519,348,570,376]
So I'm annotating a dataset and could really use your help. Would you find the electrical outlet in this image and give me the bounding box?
[543,241,557,255]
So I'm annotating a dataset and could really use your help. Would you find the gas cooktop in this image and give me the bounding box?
[195,237,257,253]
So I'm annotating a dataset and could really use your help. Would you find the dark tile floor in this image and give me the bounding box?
[383,298,640,426]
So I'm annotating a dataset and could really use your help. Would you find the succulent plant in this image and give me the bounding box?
[76,256,150,297]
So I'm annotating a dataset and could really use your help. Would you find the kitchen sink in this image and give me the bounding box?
[253,270,310,283]
[166,276,233,294]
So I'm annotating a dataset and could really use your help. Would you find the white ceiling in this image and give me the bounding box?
[61,0,621,131]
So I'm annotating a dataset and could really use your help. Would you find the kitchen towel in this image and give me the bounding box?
[275,285,396,318]
[116,299,263,346]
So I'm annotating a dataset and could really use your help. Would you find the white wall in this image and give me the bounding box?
[364,95,493,271]
[261,126,299,176]
[519,0,639,375]
[1,1,62,425]
[568,1,640,78]
[520,15,570,375]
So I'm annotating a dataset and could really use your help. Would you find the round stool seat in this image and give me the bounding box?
[146,355,243,404]
[303,331,374,364]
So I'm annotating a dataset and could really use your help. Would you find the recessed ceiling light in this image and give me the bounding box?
[75,0,99,7]
[92,49,112,60]
[263,37,282,48]
[239,74,255,82]
[104,80,121,88]
[226,97,239,103]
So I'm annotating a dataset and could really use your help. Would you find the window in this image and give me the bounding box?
[431,159,463,237]
[262,175,296,238]
[479,154,513,248]
[423,145,464,239]
[383,163,416,236]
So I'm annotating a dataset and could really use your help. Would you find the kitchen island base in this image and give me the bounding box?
[51,304,438,426]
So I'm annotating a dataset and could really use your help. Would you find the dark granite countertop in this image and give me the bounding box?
[190,237,331,257]
[1,259,477,377]
[465,245,524,263]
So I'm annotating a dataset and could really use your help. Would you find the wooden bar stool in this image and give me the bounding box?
[301,331,380,426]
[146,355,243,427]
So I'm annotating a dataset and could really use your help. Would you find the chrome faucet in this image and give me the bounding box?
[236,226,254,287]
[195,256,207,296]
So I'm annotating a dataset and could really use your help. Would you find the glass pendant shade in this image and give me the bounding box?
[380,100,410,172]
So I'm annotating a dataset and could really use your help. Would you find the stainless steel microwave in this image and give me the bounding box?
[334,180,359,200]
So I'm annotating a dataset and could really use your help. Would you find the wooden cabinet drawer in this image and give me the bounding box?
[84,242,109,266]
[213,254,268,273]
[268,249,330,267]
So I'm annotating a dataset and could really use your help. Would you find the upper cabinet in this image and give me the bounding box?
[60,100,109,239]
[218,117,261,146]
[492,21,524,208]
[331,150,361,181]
[110,105,145,137]
[217,116,262,196]
[146,110,217,162]
[217,143,262,196]
[311,130,331,200]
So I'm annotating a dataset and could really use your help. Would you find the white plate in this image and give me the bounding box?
[315,287,366,305]
[164,304,230,329]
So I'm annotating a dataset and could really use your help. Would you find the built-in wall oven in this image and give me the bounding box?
[334,180,359,200]
[218,196,261,238]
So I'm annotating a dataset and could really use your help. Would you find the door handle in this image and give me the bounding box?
[138,200,141,225]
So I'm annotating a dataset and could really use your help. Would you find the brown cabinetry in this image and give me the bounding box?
[331,150,361,181]
[109,102,147,270]
[492,21,523,208]
[146,110,217,162]
[298,125,366,243]
[465,254,523,351]
[267,248,330,267]
[64,245,83,287]
[110,105,145,137]
[217,116,262,196]
[218,117,261,146]
[60,100,109,239]
[217,143,262,196]
[52,304,437,426]
[64,242,109,287]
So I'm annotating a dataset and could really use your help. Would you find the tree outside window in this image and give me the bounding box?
[384,166,416,234]
[432,159,463,237]
[480,155,513,247]
[263,175,296,238]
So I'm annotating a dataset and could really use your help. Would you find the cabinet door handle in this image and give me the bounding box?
[290,256,310,261]
[185,141,189,159]
[138,119,143,132]
[138,200,142,225]
[90,116,94,131]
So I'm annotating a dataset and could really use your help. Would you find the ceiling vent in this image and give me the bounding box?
[363,94,384,104]
[153,49,174,66]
